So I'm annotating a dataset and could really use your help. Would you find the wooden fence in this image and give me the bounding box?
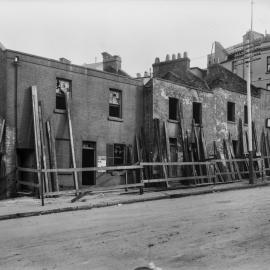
[16,156,270,206]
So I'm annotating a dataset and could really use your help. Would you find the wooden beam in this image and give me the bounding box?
[65,92,79,193]
[46,121,59,191]
[31,86,44,206]
[38,101,50,192]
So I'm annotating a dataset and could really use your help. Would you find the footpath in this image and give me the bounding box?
[0,180,269,221]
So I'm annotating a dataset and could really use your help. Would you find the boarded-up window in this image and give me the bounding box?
[106,143,126,166]
[109,89,122,118]
[169,97,178,120]
[55,139,71,173]
[227,102,235,122]
[56,78,71,110]
[193,102,202,125]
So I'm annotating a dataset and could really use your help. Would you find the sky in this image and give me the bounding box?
[0,0,270,76]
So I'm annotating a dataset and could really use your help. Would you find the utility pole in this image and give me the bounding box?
[247,0,254,184]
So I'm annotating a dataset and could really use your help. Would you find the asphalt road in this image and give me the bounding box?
[1,186,270,270]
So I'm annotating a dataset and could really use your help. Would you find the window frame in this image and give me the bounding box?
[267,56,270,73]
[109,89,122,119]
[106,143,126,166]
[266,83,270,91]
[192,102,202,125]
[168,97,179,121]
[55,78,72,112]
[227,101,236,123]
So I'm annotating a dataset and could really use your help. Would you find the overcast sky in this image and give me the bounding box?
[0,0,269,76]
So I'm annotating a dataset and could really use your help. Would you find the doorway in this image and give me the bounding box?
[82,141,96,185]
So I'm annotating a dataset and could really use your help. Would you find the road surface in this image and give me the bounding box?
[1,186,270,270]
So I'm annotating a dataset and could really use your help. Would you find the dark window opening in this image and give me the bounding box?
[267,56,270,72]
[227,102,235,122]
[267,84,270,91]
[169,97,178,120]
[244,105,248,124]
[109,89,122,118]
[106,143,126,166]
[193,102,202,125]
[232,140,238,155]
[56,78,71,110]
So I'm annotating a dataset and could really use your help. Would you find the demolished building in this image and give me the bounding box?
[1,44,270,198]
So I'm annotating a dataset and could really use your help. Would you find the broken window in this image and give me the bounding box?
[169,97,178,120]
[109,89,122,118]
[56,78,71,110]
[267,56,270,72]
[244,105,248,125]
[106,143,126,166]
[227,102,235,122]
[193,102,202,125]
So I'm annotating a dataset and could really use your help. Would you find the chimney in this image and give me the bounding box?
[59,57,71,64]
[152,52,190,78]
[136,73,141,78]
[102,52,122,73]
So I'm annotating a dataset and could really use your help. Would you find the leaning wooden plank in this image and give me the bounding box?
[17,180,40,188]
[31,86,44,205]
[164,121,171,177]
[0,118,5,145]
[38,101,49,193]
[228,134,242,180]
[223,139,235,180]
[65,92,79,193]
[46,121,59,192]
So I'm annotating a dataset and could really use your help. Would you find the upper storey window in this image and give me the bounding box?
[56,78,71,110]
[109,89,122,118]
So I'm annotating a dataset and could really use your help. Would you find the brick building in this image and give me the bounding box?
[1,44,270,198]
[207,30,270,90]
[0,45,143,197]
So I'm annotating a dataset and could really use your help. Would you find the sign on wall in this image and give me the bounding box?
[97,156,106,172]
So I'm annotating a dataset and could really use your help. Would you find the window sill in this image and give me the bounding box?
[227,121,236,125]
[194,123,202,127]
[244,123,248,126]
[108,116,123,122]
[54,109,66,114]
[167,119,179,124]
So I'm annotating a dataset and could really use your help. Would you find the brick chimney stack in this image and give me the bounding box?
[152,52,190,78]
[102,52,122,73]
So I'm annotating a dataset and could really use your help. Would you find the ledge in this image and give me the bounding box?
[54,109,66,114]
[227,121,236,125]
[108,116,123,122]
[167,119,179,124]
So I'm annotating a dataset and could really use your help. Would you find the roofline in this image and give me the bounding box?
[5,48,141,86]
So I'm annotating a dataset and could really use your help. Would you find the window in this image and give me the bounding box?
[267,84,270,91]
[193,102,202,125]
[232,140,238,155]
[267,56,270,72]
[106,143,126,166]
[169,97,178,120]
[244,105,248,125]
[56,78,71,110]
[109,89,122,118]
[227,102,235,122]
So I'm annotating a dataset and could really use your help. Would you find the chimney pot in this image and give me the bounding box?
[155,57,160,63]
[144,71,149,77]
[172,54,176,60]
[177,53,181,59]
[183,51,188,58]
[136,73,141,78]
[166,54,170,61]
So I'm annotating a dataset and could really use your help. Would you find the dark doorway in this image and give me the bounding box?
[82,142,96,185]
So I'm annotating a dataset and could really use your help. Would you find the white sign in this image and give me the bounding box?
[98,156,106,172]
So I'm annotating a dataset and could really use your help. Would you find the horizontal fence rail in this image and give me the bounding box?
[16,156,270,205]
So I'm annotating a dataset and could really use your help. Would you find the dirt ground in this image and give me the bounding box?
[0,186,270,270]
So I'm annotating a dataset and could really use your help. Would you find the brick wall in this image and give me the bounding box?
[3,50,144,189]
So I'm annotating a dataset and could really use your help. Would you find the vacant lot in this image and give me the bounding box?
[0,186,270,270]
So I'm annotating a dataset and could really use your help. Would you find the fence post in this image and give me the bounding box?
[140,167,144,195]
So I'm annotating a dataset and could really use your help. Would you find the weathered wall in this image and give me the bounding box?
[145,78,263,156]
[4,50,144,188]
